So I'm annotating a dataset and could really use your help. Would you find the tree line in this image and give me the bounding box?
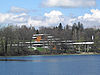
[0,22,100,56]
[0,25,36,56]
[39,22,100,52]
[39,22,92,41]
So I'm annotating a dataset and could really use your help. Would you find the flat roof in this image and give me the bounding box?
[71,42,94,45]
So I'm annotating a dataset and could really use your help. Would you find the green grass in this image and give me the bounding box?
[36,47,44,51]
[32,39,35,42]
[29,47,49,52]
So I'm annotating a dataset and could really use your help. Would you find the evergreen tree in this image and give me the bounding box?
[58,23,63,30]
[36,30,39,34]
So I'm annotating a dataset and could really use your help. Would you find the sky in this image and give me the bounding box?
[0,0,100,28]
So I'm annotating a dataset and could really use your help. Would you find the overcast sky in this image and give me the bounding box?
[0,0,100,28]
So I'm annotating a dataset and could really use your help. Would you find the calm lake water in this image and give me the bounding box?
[0,55,100,75]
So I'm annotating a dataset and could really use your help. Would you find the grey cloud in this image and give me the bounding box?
[42,0,96,8]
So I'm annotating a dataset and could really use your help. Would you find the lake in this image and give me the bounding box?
[0,55,100,75]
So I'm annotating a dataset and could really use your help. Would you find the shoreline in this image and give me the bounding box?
[62,52,100,55]
[42,52,100,56]
[0,52,100,57]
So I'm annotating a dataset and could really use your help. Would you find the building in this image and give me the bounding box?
[26,34,94,52]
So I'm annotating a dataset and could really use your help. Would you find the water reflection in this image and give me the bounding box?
[0,58,58,62]
[0,55,100,75]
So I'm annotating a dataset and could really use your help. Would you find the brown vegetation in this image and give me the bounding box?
[0,22,100,56]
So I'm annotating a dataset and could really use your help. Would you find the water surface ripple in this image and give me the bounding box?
[0,55,100,75]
